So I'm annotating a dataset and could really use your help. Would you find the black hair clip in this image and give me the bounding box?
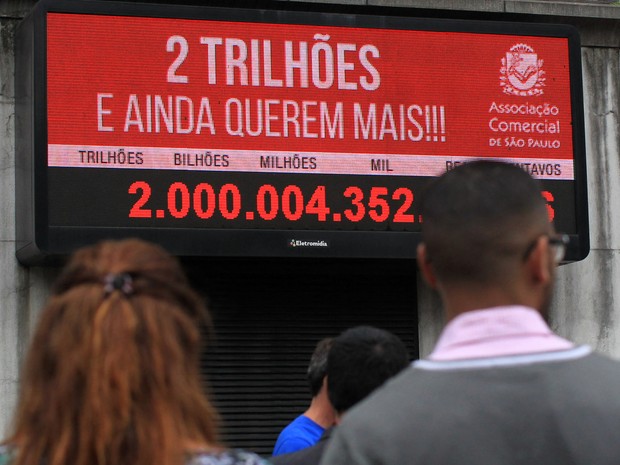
[103,273,134,297]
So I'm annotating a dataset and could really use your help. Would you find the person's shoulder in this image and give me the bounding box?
[273,434,314,456]
[586,350,620,366]
[187,449,271,465]
[274,415,323,455]
[270,439,327,465]
[280,415,310,432]
[574,350,620,380]
[555,348,620,373]
[0,445,14,465]
[290,415,320,429]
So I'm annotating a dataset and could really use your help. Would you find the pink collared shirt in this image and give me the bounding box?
[428,305,574,361]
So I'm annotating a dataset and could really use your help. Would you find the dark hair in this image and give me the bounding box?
[5,239,219,465]
[307,338,333,397]
[420,161,550,285]
[327,326,409,413]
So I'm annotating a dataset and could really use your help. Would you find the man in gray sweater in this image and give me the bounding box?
[320,161,620,465]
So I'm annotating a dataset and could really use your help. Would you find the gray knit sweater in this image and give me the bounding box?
[321,347,620,465]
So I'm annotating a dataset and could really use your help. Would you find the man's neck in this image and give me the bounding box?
[440,283,541,322]
[304,389,335,429]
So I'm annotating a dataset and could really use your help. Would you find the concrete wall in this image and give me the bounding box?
[1,0,619,436]
[551,45,620,353]
[1,0,32,441]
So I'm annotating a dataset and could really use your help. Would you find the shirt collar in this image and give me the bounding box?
[428,305,573,361]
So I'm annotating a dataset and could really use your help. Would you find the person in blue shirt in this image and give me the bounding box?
[272,338,335,455]
[271,326,410,465]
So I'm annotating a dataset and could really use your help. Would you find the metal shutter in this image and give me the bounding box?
[185,259,418,456]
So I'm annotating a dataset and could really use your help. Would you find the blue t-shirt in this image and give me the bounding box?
[272,415,325,456]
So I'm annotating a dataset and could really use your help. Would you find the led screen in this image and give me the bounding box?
[15,0,588,263]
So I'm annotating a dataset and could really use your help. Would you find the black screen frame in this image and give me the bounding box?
[15,0,589,265]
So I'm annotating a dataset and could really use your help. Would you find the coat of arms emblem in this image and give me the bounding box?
[500,44,545,96]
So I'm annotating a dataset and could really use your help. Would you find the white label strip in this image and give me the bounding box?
[48,144,575,180]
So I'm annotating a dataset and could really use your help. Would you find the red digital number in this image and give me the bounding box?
[128,181,419,226]
[306,186,329,221]
[257,184,278,220]
[392,188,415,223]
[368,187,390,222]
[219,184,241,220]
[343,186,365,222]
[168,182,191,218]
[193,183,216,219]
[128,181,152,218]
[541,191,555,222]
[282,185,304,221]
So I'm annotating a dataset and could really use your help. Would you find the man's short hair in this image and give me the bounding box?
[307,337,333,397]
[420,161,550,285]
[327,326,409,413]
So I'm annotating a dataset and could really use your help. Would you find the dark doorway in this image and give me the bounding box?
[184,258,418,456]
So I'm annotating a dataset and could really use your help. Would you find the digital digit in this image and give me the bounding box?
[368,187,390,222]
[128,181,152,218]
[343,186,365,222]
[282,185,304,221]
[166,35,189,84]
[168,182,190,218]
[194,183,216,219]
[392,188,415,223]
[542,191,555,222]
[257,185,278,220]
[305,186,329,222]
[219,184,241,220]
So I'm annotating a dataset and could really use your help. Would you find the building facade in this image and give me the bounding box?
[1,0,619,452]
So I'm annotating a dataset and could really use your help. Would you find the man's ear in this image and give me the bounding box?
[525,236,552,286]
[417,243,438,289]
